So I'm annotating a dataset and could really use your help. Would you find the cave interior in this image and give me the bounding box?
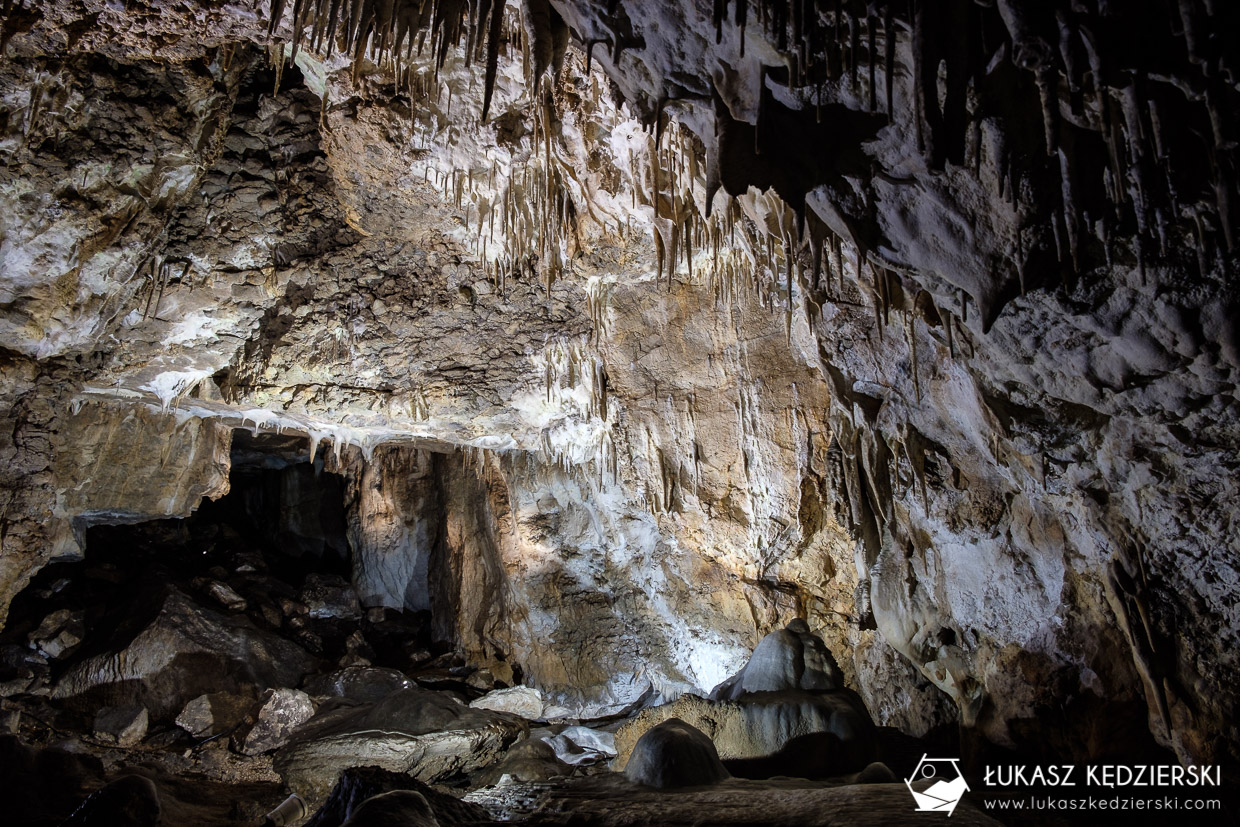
[0,0,1237,825]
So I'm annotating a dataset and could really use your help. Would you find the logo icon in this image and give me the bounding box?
[906,755,970,816]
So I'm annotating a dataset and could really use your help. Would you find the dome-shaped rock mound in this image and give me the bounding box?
[339,790,439,827]
[623,718,731,790]
[711,618,845,699]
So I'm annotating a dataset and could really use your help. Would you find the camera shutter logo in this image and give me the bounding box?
[906,755,970,816]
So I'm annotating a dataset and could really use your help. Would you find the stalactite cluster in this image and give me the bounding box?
[268,0,566,119]
[695,0,1239,328]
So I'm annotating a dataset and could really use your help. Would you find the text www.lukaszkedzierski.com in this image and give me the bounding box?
[982,796,1222,812]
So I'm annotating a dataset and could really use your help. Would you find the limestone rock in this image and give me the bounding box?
[93,705,148,747]
[711,620,844,700]
[202,580,247,612]
[0,644,48,697]
[340,790,439,827]
[303,765,491,827]
[176,691,256,738]
[465,668,498,691]
[53,588,319,718]
[28,609,85,659]
[233,688,316,755]
[622,719,730,789]
[615,691,877,779]
[542,726,617,766]
[274,687,526,804]
[476,738,573,785]
[301,574,362,621]
[855,761,897,784]
[469,686,543,719]
[303,667,413,703]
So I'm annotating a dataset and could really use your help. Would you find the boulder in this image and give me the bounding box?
[274,687,526,804]
[303,667,413,703]
[59,775,161,827]
[176,691,256,737]
[233,688,316,755]
[614,690,877,779]
[542,726,617,766]
[29,609,85,659]
[855,761,897,783]
[303,765,491,827]
[93,705,148,747]
[465,668,498,691]
[469,686,543,719]
[202,580,247,612]
[340,790,439,827]
[475,738,573,785]
[0,644,48,697]
[53,588,319,718]
[623,719,730,789]
[301,574,362,620]
[710,619,843,700]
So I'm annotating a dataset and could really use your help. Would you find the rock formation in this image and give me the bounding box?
[622,718,731,789]
[0,0,1237,822]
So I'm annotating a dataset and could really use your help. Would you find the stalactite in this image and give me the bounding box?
[867,12,877,112]
[884,2,894,119]
[908,312,921,405]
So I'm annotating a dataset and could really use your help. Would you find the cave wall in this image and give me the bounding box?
[0,0,1236,769]
[343,444,441,612]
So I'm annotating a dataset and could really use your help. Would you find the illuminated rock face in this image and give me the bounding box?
[0,0,1237,770]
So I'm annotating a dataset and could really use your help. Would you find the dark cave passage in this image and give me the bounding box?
[1,431,443,691]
